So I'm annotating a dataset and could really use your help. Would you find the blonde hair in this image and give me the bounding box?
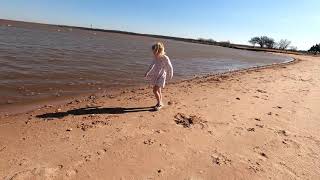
[152,42,165,56]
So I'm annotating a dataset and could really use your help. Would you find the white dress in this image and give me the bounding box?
[146,55,173,88]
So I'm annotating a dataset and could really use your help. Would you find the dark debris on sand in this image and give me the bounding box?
[174,113,207,129]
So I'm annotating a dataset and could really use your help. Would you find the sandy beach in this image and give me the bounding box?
[0,54,319,179]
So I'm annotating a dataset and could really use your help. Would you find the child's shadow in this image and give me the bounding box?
[36,106,156,119]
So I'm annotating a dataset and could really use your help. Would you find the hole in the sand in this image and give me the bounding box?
[174,113,207,129]
[174,113,194,128]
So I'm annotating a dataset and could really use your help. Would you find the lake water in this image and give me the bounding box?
[0,25,292,108]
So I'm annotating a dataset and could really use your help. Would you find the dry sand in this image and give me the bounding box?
[0,54,319,180]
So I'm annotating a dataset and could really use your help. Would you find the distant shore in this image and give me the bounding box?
[0,19,307,55]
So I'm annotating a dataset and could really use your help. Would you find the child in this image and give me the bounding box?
[145,42,173,111]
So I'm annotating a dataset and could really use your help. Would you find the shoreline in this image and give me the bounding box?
[0,55,296,117]
[1,54,319,179]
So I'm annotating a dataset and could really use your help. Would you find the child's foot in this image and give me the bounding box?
[154,104,164,111]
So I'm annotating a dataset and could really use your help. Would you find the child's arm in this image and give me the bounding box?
[145,59,155,77]
[165,56,173,80]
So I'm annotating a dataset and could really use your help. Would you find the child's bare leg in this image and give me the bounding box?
[158,87,163,106]
[153,86,161,106]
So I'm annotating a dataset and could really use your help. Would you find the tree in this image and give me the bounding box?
[249,37,260,47]
[308,44,320,53]
[278,39,291,50]
[249,36,275,48]
[263,36,276,48]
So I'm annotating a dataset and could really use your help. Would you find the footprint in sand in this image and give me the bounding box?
[248,159,264,173]
[211,150,231,166]
[276,130,289,137]
[0,146,6,152]
[256,124,264,128]
[257,89,267,94]
[277,162,300,178]
[77,120,111,131]
[234,127,244,136]
[282,139,301,149]
[7,166,61,180]
[63,147,108,178]
[144,139,156,145]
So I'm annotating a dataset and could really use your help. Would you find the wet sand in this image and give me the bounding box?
[0,54,319,179]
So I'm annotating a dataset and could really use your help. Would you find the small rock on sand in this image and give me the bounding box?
[6,100,14,104]
[88,95,96,100]
[256,124,264,128]
[254,118,261,121]
[260,152,268,158]
[257,89,267,94]
[277,130,288,136]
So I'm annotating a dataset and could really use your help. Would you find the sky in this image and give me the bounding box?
[1,0,319,50]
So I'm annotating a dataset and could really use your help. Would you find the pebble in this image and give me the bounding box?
[155,130,162,134]
[254,118,261,121]
[66,128,73,132]
[89,95,96,100]
[6,100,14,104]
[260,152,268,158]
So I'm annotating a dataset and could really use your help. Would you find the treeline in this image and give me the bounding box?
[308,44,320,54]
[197,38,232,47]
[249,36,297,51]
